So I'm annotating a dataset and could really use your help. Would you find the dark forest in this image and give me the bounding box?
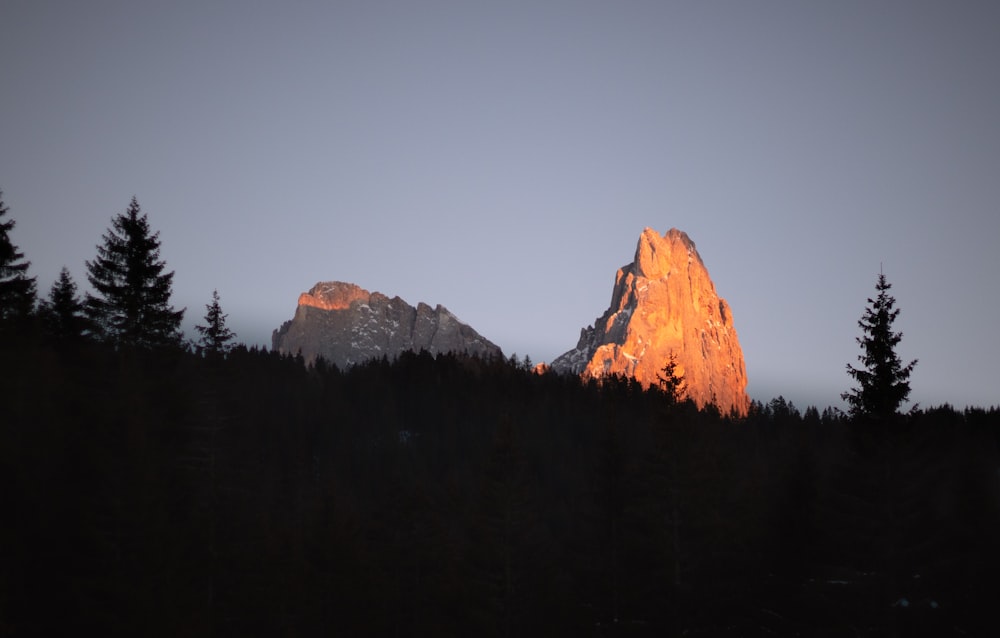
[2,194,999,636]
[3,342,999,636]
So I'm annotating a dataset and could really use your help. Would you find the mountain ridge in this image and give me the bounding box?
[272,281,502,367]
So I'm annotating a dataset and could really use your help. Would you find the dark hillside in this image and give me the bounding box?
[2,341,998,636]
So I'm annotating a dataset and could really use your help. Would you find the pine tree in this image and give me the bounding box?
[85,196,184,348]
[194,289,236,356]
[842,271,917,420]
[39,266,90,343]
[658,352,687,406]
[0,190,37,328]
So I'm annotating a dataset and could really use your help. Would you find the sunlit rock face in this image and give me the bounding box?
[551,228,750,416]
[272,281,502,368]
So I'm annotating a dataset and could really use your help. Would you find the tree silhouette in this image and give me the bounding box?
[39,266,90,344]
[0,190,37,329]
[658,352,687,406]
[842,272,917,420]
[194,289,236,356]
[85,197,184,348]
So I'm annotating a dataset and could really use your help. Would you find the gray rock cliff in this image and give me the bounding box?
[272,281,502,367]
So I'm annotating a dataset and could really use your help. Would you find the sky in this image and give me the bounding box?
[2,0,999,410]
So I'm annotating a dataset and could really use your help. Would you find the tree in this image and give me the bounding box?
[842,271,917,420]
[194,289,236,356]
[85,196,184,348]
[657,352,687,406]
[38,266,90,343]
[0,190,37,328]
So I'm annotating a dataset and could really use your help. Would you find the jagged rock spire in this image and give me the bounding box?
[551,228,750,416]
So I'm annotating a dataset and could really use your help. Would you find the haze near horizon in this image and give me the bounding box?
[2,1,999,410]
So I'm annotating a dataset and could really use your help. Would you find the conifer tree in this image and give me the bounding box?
[842,271,917,419]
[0,190,38,328]
[658,352,687,406]
[39,266,89,343]
[194,289,236,356]
[85,196,184,348]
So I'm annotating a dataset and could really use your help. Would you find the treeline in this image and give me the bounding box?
[2,340,999,636]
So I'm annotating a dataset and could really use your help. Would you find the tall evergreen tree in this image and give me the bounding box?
[0,190,37,328]
[85,197,184,348]
[842,271,917,420]
[194,289,236,356]
[39,266,90,343]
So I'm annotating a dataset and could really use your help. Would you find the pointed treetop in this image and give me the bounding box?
[84,197,184,348]
[39,266,89,343]
[195,289,236,356]
[0,190,38,327]
[842,270,918,420]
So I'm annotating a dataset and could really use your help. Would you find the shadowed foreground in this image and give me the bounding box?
[2,342,998,636]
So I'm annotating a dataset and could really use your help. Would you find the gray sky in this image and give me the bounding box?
[3,0,999,410]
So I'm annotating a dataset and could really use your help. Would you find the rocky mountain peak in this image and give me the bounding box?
[272,281,502,368]
[550,228,750,416]
[634,227,702,279]
[297,281,370,311]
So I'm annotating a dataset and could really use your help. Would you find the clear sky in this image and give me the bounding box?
[3,1,999,410]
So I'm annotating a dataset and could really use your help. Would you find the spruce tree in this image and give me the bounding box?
[658,352,687,406]
[0,190,38,328]
[194,289,236,356]
[85,196,184,348]
[39,266,89,343]
[842,271,917,420]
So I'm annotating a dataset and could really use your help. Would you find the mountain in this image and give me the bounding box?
[272,281,502,367]
[550,228,750,416]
